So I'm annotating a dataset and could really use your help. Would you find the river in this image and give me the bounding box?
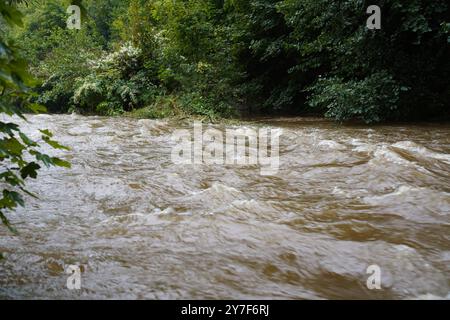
[0,114,449,299]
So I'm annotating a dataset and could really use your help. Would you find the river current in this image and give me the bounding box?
[0,114,449,299]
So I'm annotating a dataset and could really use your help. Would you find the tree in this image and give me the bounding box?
[231,0,449,122]
[0,0,71,236]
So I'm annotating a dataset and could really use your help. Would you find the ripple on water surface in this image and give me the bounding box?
[0,115,449,299]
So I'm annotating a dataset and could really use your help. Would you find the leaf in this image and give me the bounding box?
[28,103,47,114]
[43,136,70,150]
[39,129,53,137]
[34,152,71,168]
[0,211,18,235]
[0,170,24,187]
[0,137,26,156]
[19,132,37,146]
[20,162,41,179]
[0,3,24,27]
[52,158,71,168]
[0,122,19,136]
[35,152,53,167]
[0,190,24,208]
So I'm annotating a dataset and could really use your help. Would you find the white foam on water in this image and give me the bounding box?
[317,140,347,150]
[392,141,450,163]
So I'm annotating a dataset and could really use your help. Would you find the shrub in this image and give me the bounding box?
[308,72,400,123]
[73,76,105,113]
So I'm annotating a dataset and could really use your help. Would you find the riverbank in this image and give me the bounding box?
[124,106,450,127]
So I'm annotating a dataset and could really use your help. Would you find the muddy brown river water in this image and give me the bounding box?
[0,114,449,299]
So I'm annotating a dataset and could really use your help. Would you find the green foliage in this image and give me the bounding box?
[0,0,71,232]
[128,95,180,119]
[5,0,450,122]
[73,42,159,115]
[73,74,104,112]
[67,0,239,117]
[308,72,400,123]
[225,0,449,121]
[275,0,448,121]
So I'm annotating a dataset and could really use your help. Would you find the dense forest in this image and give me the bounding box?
[4,0,450,123]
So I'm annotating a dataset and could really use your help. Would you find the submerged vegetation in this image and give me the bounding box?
[4,0,449,123]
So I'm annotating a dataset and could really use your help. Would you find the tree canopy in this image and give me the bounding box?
[6,0,448,123]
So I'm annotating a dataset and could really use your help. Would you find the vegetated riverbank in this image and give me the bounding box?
[8,0,449,124]
[124,104,450,127]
